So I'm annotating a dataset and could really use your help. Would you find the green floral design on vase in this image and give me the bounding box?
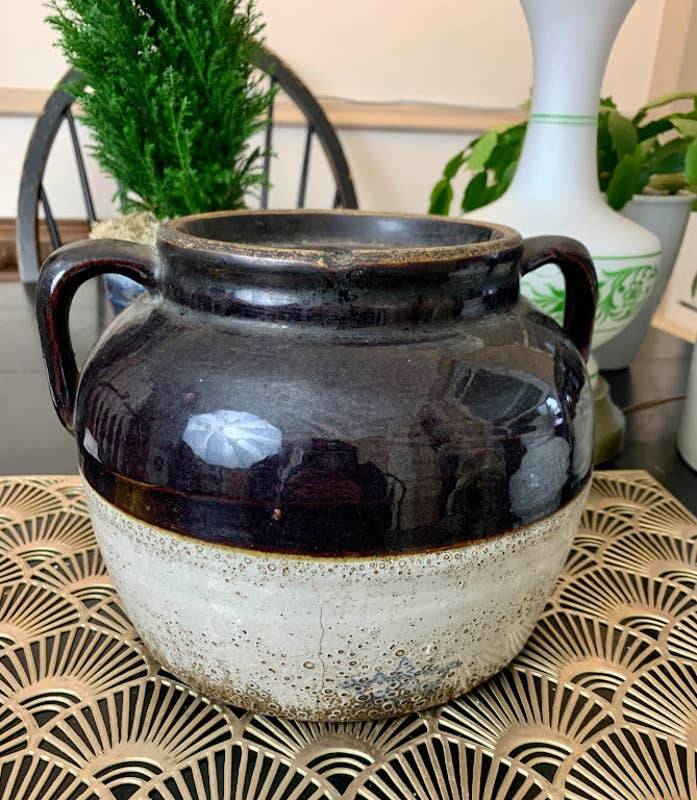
[595,263,658,325]
[525,262,658,331]
[527,283,566,323]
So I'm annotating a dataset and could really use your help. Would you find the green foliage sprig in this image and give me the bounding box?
[47,0,274,219]
[430,92,697,216]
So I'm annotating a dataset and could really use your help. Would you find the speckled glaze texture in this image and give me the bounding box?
[85,478,589,720]
[36,210,598,720]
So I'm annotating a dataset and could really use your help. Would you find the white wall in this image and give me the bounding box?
[0,0,669,220]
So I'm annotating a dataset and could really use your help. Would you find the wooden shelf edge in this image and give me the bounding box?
[0,217,90,274]
[0,86,523,134]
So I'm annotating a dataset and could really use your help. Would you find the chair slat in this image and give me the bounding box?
[260,76,277,210]
[333,188,341,209]
[297,125,314,209]
[39,185,62,250]
[65,109,97,226]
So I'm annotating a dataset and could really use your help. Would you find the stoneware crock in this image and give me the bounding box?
[36,209,597,721]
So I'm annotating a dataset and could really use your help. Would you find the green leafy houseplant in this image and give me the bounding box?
[429,92,697,216]
[47,0,274,220]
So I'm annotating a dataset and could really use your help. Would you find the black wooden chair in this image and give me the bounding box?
[17,46,359,282]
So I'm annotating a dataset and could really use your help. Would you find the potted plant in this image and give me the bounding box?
[47,0,273,311]
[429,92,697,369]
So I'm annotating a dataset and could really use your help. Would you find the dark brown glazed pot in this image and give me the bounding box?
[37,210,596,720]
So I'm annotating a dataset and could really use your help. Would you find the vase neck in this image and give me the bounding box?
[522,0,635,116]
[507,119,600,203]
[505,0,634,204]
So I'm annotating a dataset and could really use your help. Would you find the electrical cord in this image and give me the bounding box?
[622,395,686,415]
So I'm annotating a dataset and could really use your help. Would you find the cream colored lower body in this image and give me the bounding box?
[84,479,588,721]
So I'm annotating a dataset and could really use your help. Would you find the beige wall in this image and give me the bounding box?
[265,0,665,110]
[0,0,678,220]
[1,0,666,105]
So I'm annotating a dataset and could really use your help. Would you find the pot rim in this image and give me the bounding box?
[630,192,697,205]
[157,208,523,270]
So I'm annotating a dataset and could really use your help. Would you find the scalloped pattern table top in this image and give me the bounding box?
[0,470,695,799]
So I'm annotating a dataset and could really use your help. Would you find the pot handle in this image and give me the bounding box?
[36,239,159,434]
[520,235,598,362]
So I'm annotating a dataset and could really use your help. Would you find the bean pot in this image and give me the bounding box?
[37,210,597,721]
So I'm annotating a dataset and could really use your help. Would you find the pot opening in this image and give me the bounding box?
[161,210,519,267]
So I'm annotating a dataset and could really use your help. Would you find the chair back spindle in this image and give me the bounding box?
[297,125,314,209]
[39,186,62,251]
[260,75,277,211]
[65,108,98,226]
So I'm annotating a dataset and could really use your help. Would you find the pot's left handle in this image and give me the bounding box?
[36,239,159,434]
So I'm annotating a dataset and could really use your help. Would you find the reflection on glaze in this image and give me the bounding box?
[83,429,100,461]
[572,382,594,477]
[234,287,295,308]
[510,436,570,522]
[183,410,282,469]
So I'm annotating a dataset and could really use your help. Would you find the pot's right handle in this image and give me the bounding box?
[36,239,159,434]
[520,235,598,362]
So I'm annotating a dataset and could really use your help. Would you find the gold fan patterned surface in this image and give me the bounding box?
[0,470,695,800]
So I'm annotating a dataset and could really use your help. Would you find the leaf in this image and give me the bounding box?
[608,110,638,158]
[635,166,652,195]
[644,138,689,174]
[461,171,488,212]
[671,115,697,138]
[605,145,643,210]
[429,177,454,215]
[639,136,658,156]
[493,120,526,136]
[597,121,618,192]
[633,90,697,124]
[641,90,697,112]
[467,130,498,171]
[672,110,697,121]
[487,127,525,179]
[636,118,673,141]
[443,150,466,180]
[499,159,518,192]
[685,137,697,183]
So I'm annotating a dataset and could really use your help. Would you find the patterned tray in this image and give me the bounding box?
[0,471,695,800]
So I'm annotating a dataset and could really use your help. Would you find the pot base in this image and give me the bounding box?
[84,478,589,721]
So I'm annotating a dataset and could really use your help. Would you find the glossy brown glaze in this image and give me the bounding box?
[37,210,597,556]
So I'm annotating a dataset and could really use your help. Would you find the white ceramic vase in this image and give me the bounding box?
[466,0,661,360]
[595,193,695,370]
